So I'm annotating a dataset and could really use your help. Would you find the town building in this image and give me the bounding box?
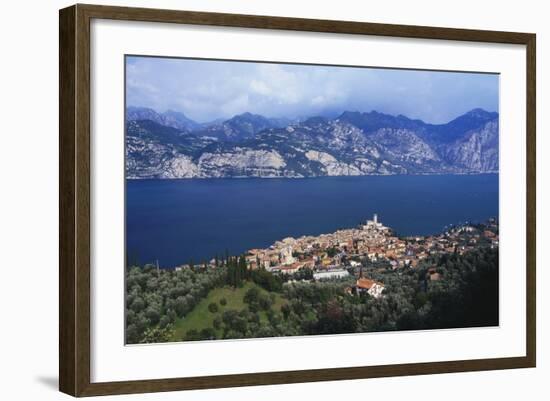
[313,269,350,281]
[362,213,389,232]
[242,214,498,294]
[354,278,385,298]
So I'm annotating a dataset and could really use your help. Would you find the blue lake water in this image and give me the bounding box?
[126,174,498,268]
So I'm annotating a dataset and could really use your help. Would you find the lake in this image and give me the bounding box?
[126,174,498,268]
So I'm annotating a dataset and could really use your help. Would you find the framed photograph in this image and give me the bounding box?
[59,4,536,397]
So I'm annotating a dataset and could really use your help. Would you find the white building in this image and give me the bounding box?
[362,213,388,231]
[313,269,350,281]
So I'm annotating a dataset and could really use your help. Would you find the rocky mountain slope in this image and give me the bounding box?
[126,106,202,131]
[125,108,499,179]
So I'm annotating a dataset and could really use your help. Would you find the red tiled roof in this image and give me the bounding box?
[356,278,381,289]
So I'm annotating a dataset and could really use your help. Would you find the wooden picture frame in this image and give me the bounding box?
[59,3,536,397]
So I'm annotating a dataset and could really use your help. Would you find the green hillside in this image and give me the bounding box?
[171,282,286,341]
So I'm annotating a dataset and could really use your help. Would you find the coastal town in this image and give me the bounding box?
[173,214,499,300]
[241,214,499,298]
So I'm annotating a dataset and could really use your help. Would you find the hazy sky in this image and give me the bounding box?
[126,56,499,124]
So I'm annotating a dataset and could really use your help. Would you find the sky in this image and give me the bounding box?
[126,55,499,124]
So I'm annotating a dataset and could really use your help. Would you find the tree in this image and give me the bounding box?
[258,293,272,310]
[159,315,171,328]
[281,304,291,320]
[239,255,248,280]
[244,287,260,305]
[200,327,217,340]
[140,326,174,344]
[129,296,145,313]
[185,329,200,341]
[224,249,230,267]
[222,309,249,335]
[175,296,189,317]
[251,268,283,292]
[144,305,161,325]
[208,302,219,313]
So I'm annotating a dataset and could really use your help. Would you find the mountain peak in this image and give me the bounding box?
[337,109,422,133]
[126,106,157,116]
[464,108,498,119]
[230,112,267,121]
[339,110,360,117]
[303,116,329,126]
[422,108,498,144]
[447,108,498,127]
[164,109,189,118]
[126,106,200,131]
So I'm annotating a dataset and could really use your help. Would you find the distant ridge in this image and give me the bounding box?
[126,106,201,131]
[126,107,499,179]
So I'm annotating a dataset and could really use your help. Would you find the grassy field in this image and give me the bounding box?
[171,282,286,341]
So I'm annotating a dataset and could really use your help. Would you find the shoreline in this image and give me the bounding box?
[126,171,499,181]
[149,216,498,270]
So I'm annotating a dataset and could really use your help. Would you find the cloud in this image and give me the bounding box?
[250,80,272,96]
[125,56,499,124]
[221,94,250,116]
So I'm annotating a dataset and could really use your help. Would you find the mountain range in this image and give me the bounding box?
[125,106,499,179]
